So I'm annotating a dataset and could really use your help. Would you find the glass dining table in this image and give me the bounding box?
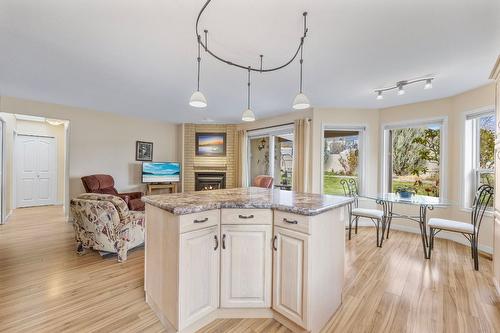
[361,193,452,258]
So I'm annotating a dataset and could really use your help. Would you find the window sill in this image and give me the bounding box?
[459,207,494,217]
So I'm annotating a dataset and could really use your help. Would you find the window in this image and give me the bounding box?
[383,119,446,198]
[322,128,364,195]
[248,125,294,189]
[464,111,495,208]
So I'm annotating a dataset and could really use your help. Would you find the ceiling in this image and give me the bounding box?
[0,0,499,123]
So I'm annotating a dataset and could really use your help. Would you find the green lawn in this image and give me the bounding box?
[323,173,352,196]
[323,173,439,197]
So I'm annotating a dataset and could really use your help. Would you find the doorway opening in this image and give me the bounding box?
[0,112,69,223]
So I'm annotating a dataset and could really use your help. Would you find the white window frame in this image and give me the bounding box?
[320,124,366,195]
[460,106,495,210]
[246,124,295,187]
[380,117,448,199]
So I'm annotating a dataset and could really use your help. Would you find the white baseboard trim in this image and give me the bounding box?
[2,210,13,224]
[355,218,493,255]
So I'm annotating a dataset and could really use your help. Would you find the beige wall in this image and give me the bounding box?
[379,83,496,251]
[0,96,180,217]
[246,84,495,252]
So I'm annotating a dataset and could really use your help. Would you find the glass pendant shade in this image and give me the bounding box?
[189,91,207,108]
[241,108,255,122]
[292,93,311,110]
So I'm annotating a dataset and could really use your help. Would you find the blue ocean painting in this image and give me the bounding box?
[142,162,180,182]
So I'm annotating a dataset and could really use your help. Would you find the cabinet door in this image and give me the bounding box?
[273,226,309,328]
[179,226,220,329]
[220,224,272,308]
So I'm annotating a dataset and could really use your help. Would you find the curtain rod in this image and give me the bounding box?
[246,118,311,133]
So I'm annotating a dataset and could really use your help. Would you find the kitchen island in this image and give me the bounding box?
[142,187,352,333]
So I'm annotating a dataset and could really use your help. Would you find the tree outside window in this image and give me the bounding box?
[390,124,441,197]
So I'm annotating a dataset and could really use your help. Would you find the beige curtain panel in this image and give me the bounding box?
[293,118,311,192]
[234,129,247,187]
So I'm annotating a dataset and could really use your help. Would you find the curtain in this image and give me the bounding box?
[234,129,248,187]
[293,118,311,192]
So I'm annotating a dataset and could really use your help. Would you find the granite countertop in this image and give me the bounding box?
[142,187,353,216]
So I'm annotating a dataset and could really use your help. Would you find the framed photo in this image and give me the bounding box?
[136,141,153,161]
[195,132,226,156]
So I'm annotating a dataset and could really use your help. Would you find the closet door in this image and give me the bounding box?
[16,135,57,207]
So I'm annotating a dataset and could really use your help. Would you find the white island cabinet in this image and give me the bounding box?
[143,187,351,333]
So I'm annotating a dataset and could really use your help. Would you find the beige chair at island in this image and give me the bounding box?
[142,187,352,333]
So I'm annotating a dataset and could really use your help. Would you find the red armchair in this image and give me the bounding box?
[81,174,145,211]
[252,175,273,189]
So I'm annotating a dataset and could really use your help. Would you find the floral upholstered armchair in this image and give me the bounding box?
[70,193,145,262]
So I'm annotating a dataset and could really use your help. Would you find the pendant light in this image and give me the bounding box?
[293,13,311,110]
[189,35,207,108]
[242,67,255,122]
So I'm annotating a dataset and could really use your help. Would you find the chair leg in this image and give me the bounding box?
[348,216,353,240]
[428,228,434,259]
[376,219,381,247]
[473,236,479,271]
[355,216,359,234]
[386,216,392,239]
[471,235,475,259]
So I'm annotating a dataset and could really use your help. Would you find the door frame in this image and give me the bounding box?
[14,133,58,208]
[0,117,5,223]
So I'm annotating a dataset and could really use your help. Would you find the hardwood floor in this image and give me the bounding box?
[0,206,499,332]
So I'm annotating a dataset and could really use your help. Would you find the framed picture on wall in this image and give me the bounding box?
[195,132,226,156]
[136,141,153,161]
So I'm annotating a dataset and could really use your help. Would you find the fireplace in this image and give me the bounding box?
[195,172,226,191]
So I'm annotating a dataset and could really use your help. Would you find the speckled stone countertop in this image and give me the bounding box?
[142,187,353,216]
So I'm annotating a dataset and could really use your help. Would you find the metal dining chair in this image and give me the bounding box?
[340,178,385,247]
[427,184,494,270]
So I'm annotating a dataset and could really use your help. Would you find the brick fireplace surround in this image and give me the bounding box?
[182,124,237,192]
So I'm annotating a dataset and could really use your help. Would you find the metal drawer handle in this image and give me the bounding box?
[273,235,278,251]
[214,235,219,251]
[283,218,298,224]
[238,214,254,219]
[222,234,226,249]
[193,217,208,223]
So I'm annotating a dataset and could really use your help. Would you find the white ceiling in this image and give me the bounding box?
[0,0,499,123]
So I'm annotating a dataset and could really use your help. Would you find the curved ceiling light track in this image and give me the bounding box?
[189,0,311,121]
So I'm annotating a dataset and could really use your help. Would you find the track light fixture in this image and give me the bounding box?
[374,77,434,100]
[190,0,310,120]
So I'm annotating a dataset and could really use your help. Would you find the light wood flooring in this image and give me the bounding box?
[0,206,499,332]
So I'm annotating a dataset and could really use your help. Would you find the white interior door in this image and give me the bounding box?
[16,135,57,208]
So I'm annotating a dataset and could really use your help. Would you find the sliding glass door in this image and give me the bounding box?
[248,125,294,189]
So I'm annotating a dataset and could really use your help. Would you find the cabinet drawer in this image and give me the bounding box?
[221,209,272,225]
[179,209,220,233]
[274,211,310,234]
